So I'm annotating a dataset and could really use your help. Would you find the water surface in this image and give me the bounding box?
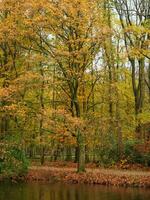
[0,182,150,200]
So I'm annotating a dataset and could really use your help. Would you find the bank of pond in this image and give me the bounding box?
[1,166,150,188]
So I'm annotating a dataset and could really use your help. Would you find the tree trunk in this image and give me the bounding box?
[39,62,45,165]
[77,129,86,172]
[73,85,86,172]
[40,147,45,165]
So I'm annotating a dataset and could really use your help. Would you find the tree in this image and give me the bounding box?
[113,0,150,138]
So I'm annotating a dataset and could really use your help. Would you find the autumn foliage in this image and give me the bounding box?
[0,0,150,177]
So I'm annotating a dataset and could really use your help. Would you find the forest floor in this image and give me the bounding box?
[23,161,150,188]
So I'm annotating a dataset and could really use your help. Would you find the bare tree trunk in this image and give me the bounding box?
[39,63,45,165]
[73,80,86,172]
[77,128,86,172]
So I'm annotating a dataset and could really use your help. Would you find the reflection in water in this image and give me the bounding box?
[0,182,150,200]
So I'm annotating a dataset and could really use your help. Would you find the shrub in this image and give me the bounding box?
[0,142,29,177]
[124,139,150,165]
[95,135,119,167]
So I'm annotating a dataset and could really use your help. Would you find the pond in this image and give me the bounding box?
[0,182,150,200]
